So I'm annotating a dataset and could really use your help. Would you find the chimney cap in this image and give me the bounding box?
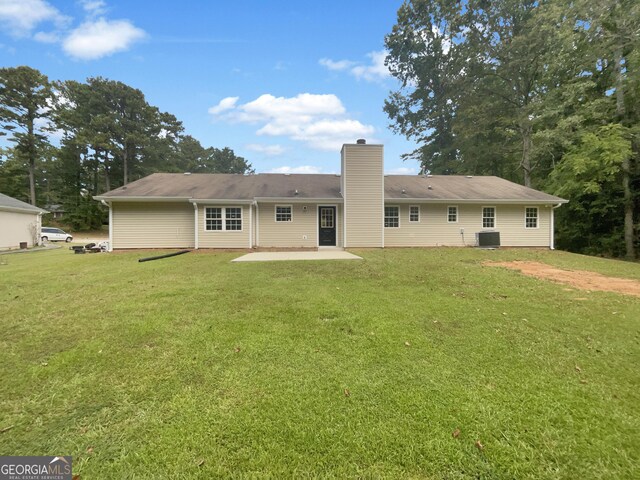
[356,138,366,145]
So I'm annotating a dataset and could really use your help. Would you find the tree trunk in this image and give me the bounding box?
[27,109,36,205]
[615,46,635,259]
[123,144,128,185]
[102,150,111,192]
[520,118,532,187]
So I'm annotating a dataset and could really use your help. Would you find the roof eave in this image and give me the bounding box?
[93,196,192,202]
[0,205,48,214]
[253,197,343,203]
[189,198,253,204]
[384,197,568,204]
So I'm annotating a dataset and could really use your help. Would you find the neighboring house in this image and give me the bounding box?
[0,193,48,249]
[95,141,567,251]
[44,204,65,219]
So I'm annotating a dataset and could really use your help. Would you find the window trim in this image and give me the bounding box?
[525,206,539,229]
[275,204,293,223]
[447,205,458,223]
[482,206,496,229]
[384,205,400,228]
[409,205,420,223]
[204,206,243,232]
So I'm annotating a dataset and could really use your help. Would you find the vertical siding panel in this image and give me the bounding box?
[342,144,384,247]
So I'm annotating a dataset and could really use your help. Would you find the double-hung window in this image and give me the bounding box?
[385,206,399,228]
[409,205,420,223]
[225,207,242,230]
[205,207,242,231]
[447,206,458,223]
[275,205,292,222]
[525,207,538,229]
[482,207,496,229]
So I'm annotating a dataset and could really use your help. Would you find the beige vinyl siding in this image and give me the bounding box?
[342,144,384,247]
[112,202,194,249]
[0,210,40,249]
[198,204,250,248]
[257,203,342,248]
[495,205,551,247]
[384,204,552,247]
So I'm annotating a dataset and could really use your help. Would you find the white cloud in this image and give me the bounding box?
[319,50,390,83]
[208,96,239,115]
[351,50,389,82]
[289,119,374,151]
[62,18,146,60]
[318,58,356,71]
[245,144,286,156]
[0,0,69,37]
[210,93,375,151]
[268,165,323,174]
[34,31,60,43]
[80,0,107,17]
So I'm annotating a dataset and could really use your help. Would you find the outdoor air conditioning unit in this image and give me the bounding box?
[476,231,500,248]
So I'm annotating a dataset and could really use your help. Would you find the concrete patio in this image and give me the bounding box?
[231,250,362,262]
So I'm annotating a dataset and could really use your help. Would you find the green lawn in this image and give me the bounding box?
[1,248,638,478]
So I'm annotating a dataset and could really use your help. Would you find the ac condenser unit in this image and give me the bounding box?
[476,231,500,248]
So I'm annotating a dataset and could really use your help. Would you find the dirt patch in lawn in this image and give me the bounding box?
[485,261,640,297]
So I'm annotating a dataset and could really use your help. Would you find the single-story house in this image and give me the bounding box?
[94,141,567,251]
[0,193,47,249]
[44,204,65,219]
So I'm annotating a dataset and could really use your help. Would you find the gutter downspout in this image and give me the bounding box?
[550,203,562,250]
[37,212,43,246]
[249,202,253,249]
[193,202,199,249]
[255,201,260,248]
[101,200,113,252]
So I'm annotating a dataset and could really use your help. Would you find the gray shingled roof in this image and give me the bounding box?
[97,173,342,200]
[95,173,566,204]
[384,175,566,203]
[0,193,48,213]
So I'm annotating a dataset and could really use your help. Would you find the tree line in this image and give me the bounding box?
[0,66,253,230]
[385,0,639,259]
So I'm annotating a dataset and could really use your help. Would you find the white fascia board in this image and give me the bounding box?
[0,205,48,214]
[93,196,191,202]
[254,197,343,203]
[189,198,254,204]
[384,198,568,205]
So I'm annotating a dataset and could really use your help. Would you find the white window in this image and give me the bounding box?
[482,207,496,229]
[225,207,242,231]
[447,206,458,223]
[525,207,538,229]
[409,205,420,222]
[385,206,399,228]
[275,205,292,222]
[205,207,222,231]
[205,207,242,231]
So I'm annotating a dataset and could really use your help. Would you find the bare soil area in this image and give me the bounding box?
[485,261,640,297]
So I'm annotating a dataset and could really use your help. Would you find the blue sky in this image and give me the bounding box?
[0,0,419,174]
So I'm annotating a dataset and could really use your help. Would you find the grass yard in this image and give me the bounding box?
[0,247,638,478]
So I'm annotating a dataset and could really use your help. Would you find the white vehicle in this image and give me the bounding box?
[41,227,73,243]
